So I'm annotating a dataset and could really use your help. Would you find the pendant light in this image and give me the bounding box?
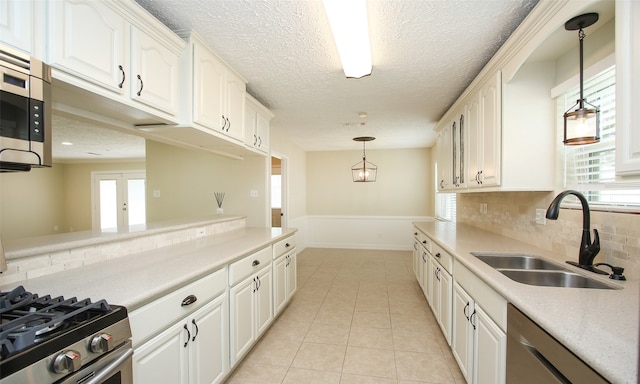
[351,136,377,182]
[563,13,600,145]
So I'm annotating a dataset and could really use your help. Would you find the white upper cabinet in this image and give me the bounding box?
[244,94,273,154]
[50,0,128,94]
[48,0,185,124]
[472,71,501,189]
[1,0,34,54]
[184,32,247,143]
[130,26,181,115]
[615,0,640,175]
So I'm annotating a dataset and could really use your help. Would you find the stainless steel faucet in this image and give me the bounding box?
[545,190,606,274]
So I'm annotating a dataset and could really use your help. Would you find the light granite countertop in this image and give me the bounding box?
[0,226,296,311]
[413,221,638,384]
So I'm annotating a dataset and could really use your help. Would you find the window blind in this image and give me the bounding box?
[561,66,640,209]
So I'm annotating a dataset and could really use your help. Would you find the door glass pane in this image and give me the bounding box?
[99,180,118,231]
[127,179,146,226]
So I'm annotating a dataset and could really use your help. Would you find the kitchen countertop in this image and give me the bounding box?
[413,221,638,384]
[0,226,296,311]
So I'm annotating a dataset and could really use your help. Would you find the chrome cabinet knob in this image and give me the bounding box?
[90,333,114,353]
[52,350,82,374]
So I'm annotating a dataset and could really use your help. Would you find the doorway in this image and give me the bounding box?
[270,155,287,228]
[92,171,146,231]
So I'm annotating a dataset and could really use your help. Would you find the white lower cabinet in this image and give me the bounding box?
[229,247,273,366]
[274,250,297,315]
[452,262,507,384]
[132,291,228,384]
[430,255,452,345]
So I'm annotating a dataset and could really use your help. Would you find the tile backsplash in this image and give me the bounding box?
[457,192,640,279]
[0,217,246,286]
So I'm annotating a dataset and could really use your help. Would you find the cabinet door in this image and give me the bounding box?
[436,127,452,190]
[255,111,270,153]
[51,0,127,93]
[255,266,273,336]
[273,254,288,315]
[133,320,189,384]
[478,72,502,187]
[420,248,428,298]
[229,276,255,365]
[439,269,453,345]
[130,26,180,116]
[224,71,246,142]
[190,296,228,384]
[1,0,32,53]
[429,259,440,314]
[452,283,473,382]
[244,102,258,147]
[193,43,225,131]
[467,94,482,187]
[286,252,297,300]
[412,239,419,280]
[473,306,506,384]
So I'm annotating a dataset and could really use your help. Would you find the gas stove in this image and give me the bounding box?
[0,286,132,384]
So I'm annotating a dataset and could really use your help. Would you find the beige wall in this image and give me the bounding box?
[306,148,433,216]
[0,160,145,240]
[145,140,269,227]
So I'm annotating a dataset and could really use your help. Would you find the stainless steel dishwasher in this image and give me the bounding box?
[506,304,609,383]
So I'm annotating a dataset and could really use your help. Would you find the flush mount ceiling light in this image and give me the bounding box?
[563,12,600,145]
[322,0,372,79]
[351,136,377,182]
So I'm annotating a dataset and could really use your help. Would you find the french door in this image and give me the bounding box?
[92,171,146,231]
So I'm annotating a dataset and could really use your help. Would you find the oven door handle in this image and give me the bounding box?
[82,346,133,384]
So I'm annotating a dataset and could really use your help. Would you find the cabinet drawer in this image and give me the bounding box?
[416,231,432,253]
[273,235,296,259]
[432,242,452,273]
[229,246,272,286]
[454,260,507,331]
[129,267,227,346]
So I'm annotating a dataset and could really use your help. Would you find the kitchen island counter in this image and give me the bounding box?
[1,226,296,312]
[414,220,638,384]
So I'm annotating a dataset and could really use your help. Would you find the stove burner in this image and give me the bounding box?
[0,286,112,360]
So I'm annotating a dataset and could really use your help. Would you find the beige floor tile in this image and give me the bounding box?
[340,373,398,384]
[352,311,391,329]
[314,307,354,325]
[279,303,320,323]
[348,326,394,350]
[355,299,390,314]
[390,312,439,332]
[392,330,443,354]
[226,363,288,384]
[245,337,301,367]
[266,319,311,341]
[342,346,397,379]
[394,351,455,383]
[292,342,347,372]
[282,368,341,384]
[304,322,350,345]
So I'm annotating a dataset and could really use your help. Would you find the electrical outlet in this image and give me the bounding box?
[535,209,546,225]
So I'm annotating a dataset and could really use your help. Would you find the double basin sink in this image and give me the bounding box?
[471,252,618,289]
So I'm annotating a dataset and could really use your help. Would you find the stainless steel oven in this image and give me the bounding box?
[0,286,133,384]
[0,44,52,172]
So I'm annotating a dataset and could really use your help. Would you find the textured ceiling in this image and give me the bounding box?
[131,0,539,151]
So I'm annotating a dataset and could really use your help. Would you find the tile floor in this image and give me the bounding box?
[226,248,465,384]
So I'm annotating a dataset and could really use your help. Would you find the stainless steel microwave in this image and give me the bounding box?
[0,45,52,172]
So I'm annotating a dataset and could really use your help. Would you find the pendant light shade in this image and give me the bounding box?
[351,136,377,182]
[563,13,600,145]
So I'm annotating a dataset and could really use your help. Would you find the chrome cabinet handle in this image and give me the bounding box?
[254,134,258,146]
[256,275,261,290]
[118,65,125,88]
[463,302,470,320]
[221,115,227,130]
[252,260,260,267]
[136,74,143,96]
[226,117,231,131]
[470,310,477,330]
[252,277,257,293]
[435,252,441,258]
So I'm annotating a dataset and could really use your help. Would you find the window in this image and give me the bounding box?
[434,164,456,221]
[558,65,640,210]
